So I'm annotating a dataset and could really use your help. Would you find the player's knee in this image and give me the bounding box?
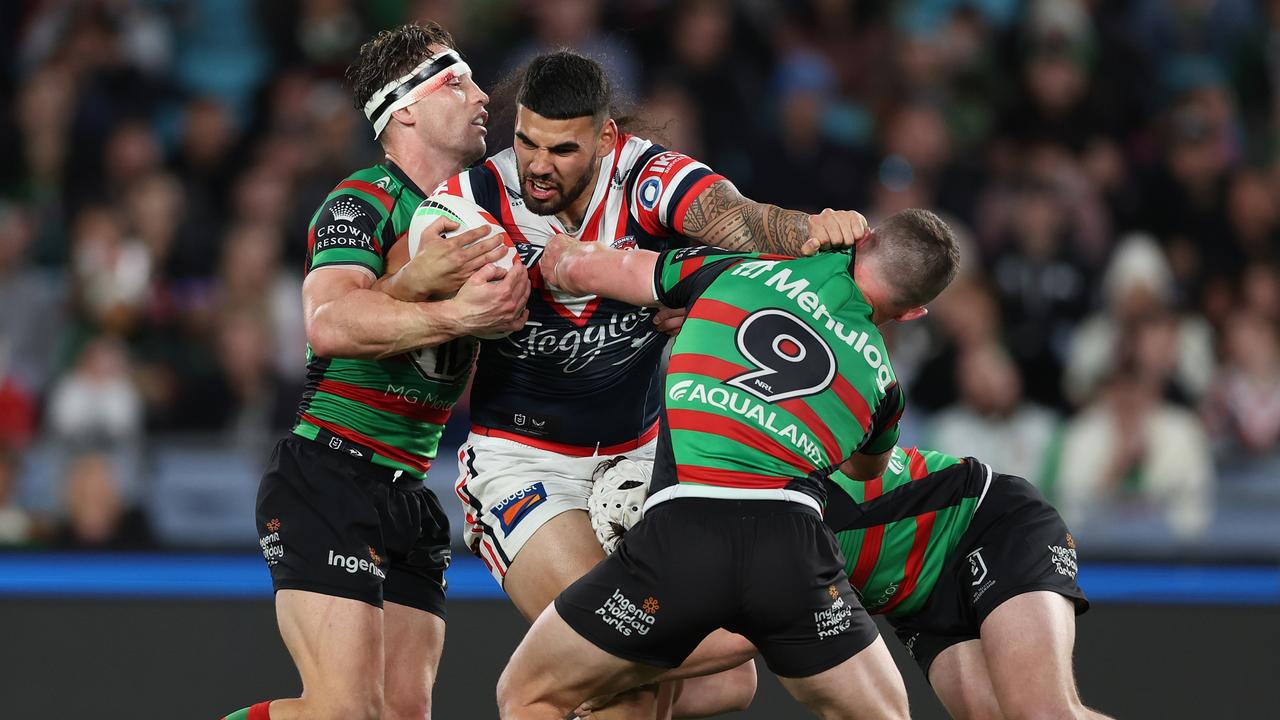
[999,691,1088,720]
[383,692,431,720]
[313,695,380,720]
[495,664,527,717]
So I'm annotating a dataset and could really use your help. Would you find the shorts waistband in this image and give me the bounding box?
[643,483,822,515]
[470,421,659,457]
[297,430,425,490]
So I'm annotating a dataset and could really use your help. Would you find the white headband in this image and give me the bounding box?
[363,49,472,137]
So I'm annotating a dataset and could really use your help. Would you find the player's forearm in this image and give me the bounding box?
[307,288,463,359]
[556,245,661,307]
[682,180,811,255]
[371,268,421,302]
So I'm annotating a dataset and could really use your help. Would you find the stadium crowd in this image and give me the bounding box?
[0,0,1277,557]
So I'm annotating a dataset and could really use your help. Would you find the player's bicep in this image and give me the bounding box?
[302,266,375,337]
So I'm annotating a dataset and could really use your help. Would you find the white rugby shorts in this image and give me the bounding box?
[453,430,657,586]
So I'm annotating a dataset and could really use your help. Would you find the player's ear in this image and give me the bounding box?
[390,105,417,130]
[597,117,617,157]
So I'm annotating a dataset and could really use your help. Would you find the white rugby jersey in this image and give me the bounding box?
[436,134,725,452]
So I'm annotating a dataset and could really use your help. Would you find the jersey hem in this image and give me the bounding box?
[643,483,822,514]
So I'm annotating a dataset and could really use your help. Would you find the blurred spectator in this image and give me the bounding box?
[216,221,305,377]
[753,49,866,213]
[69,205,151,335]
[1203,310,1280,464]
[503,0,640,99]
[0,448,34,545]
[1064,233,1215,407]
[656,0,765,182]
[981,156,1106,408]
[50,452,153,550]
[905,277,1002,412]
[46,336,144,448]
[169,96,242,277]
[0,201,66,396]
[1226,169,1280,264]
[123,172,185,276]
[1137,80,1241,291]
[1057,364,1215,539]
[928,342,1061,491]
[1242,262,1280,323]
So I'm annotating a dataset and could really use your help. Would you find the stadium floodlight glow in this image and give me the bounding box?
[363,49,472,138]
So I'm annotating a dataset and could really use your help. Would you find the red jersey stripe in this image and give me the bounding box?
[880,511,937,614]
[679,255,709,282]
[335,180,395,213]
[666,353,843,463]
[316,379,453,425]
[667,353,749,381]
[905,446,929,481]
[776,397,843,467]
[445,174,462,196]
[667,408,814,476]
[675,464,790,489]
[484,160,531,246]
[689,298,749,327]
[848,477,884,587]
[299,413,431,473]
[831,374,872,434]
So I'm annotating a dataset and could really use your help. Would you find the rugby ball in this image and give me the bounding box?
[408,194,519,339]
[408,194,517,270]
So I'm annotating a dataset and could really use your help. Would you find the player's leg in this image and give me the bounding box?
[927,640,1004,720]
[776,636,908,720]
[379,483,453,719]
[504,509,607,619]
[980,591,1113,719]
[750,506,909,719]
[498,604,667,719]
[458,437,664,717]
[267,590,385,720]
[224,438,391,720]
[670,661,757,718]
[380,601,445,720]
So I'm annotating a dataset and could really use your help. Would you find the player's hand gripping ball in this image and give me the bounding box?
[408,194,519,339]
[588,456,653,554]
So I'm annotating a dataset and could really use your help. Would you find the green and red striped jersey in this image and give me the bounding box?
[646,247,906,506]
[293,162,476,479]
[827,446,989,618]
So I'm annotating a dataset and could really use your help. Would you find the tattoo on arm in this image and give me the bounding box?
[680,180,811,254]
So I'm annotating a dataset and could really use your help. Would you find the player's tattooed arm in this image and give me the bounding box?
[680,180,811,255]
[682,180,870,256]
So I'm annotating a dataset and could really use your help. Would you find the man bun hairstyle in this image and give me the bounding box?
[516,50,612,123]
[867,209,960,309]
[347,22,456,113]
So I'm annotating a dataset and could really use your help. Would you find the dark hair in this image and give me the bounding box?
[866,209,960,309]
[346,22,456,113]
[516,50,612,123]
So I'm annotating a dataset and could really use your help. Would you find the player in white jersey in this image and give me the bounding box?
[383,50,872,715]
